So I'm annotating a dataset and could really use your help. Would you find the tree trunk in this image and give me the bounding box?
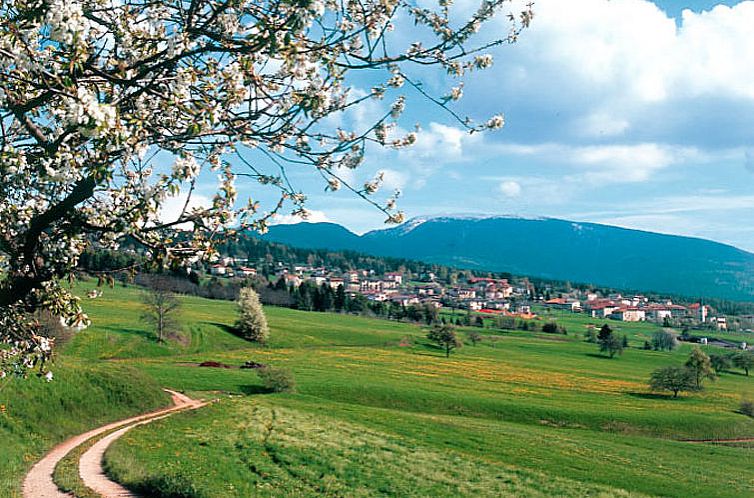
[0,276,39,308]
[158,310,164,343]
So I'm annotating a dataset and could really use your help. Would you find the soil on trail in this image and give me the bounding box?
[22,390,206,498]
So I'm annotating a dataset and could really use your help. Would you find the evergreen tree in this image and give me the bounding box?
[275,276,288,291]
[334,284,347,312]
[598,324,612,342]
[597,325,623,358]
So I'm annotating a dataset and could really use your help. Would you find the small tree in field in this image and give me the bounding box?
[685,347,716,389]
[428,324,462,358]
[710,353,732,374]
[651,330,678,351]
[467,330,482,346]
[598,324,612,342]
[542,322,558,334]
[733,352,754,376]
[584,328,597,343]
[649,366,697,398]
[236,287,269,343]
[597,325,623,358]
[141,280,181,343]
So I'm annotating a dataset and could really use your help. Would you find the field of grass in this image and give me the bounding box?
[2,280,754,497]
[0,360,167,497]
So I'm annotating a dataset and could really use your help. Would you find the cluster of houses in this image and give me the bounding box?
[205,257,728,329]
[204,257,538,314]
[543,294,727,329]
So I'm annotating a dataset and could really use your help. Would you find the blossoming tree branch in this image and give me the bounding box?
[0,0,532,377]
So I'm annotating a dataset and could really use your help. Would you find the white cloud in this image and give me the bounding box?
[577,111,631,138]
[493,142,704,184]
[379,168,409,191]
[460,0,754,145]
[159,192,212,229]
[270,209,331,225]
[499,180,522,197]
[409,123,476,159]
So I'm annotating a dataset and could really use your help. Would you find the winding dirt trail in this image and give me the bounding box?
[22,390,206,498]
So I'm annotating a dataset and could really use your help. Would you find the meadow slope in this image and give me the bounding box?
[3,281,754,497]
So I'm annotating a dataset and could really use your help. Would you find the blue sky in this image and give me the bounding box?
[214,0,754,251]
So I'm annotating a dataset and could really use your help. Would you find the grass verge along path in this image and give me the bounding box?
[23,390,205,498]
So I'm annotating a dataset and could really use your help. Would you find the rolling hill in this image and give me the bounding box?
[263,216,754,301]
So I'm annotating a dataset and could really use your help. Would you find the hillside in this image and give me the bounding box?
[262,216,754,301]
[4,281,754,497]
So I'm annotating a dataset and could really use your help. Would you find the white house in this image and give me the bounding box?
[210,264,227,276]
[610,307,646,322]
[384,272,403,285]
[238,267,257,277]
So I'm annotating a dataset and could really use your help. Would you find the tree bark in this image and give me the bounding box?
[0,176,97,308]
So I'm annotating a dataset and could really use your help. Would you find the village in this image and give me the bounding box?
[205,256,729,331]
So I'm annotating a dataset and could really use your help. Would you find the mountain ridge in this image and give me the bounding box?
[262,215,754,301]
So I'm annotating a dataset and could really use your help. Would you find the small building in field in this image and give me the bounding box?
[688,303,710,323]
[384,272,403,285]
[238,267,257,277]
[610,307,646,322]
[327,277,345,289]
[544,298,581,312]
[210,264,227,276]
[285,274,302,287]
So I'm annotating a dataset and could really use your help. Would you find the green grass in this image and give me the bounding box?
[2,281,754,497]
[0,360,167,497]
[106,397,646,498]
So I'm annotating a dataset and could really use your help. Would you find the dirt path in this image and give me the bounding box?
[22,390,206,498]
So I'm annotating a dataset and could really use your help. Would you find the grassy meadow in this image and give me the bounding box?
[2,280,754,497]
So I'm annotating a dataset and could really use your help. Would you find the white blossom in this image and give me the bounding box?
[486,114,505,129]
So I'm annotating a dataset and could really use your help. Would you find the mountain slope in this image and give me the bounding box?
[262,216,754,301]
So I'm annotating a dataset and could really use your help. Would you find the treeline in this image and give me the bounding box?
[78,235,754,318]
[218,234,515,285]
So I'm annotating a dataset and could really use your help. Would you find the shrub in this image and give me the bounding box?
[740,400,754,418]
[584,328,597,343]
[542,322,558,334]
[257,366,296,393]
[467,330,482,346]
[236,287,270,343]
[651,330,678,351]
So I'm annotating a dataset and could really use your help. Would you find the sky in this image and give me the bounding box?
[221,0,754,251]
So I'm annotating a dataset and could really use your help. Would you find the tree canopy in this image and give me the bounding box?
[427,324,462,358]
[649,366,696,398]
